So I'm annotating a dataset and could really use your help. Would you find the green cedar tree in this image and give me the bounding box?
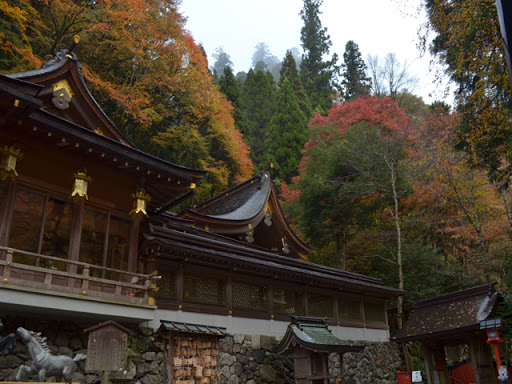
[218,66,250,138]
[263,78,308,183]
[340,40,372,101]
[242,68,277,168]
[299,0,339,115]
[279,50,312,119]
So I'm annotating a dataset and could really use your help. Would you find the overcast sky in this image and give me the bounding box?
[179,0,453,104]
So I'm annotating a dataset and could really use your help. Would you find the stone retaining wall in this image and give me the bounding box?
[0,318,403,383]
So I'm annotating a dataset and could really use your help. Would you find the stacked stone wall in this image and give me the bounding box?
[0,318,403,384]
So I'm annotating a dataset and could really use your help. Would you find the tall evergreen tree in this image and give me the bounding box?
[212,47,233,80]
[299,0,339,114]
[279,50,312,119]
[340,40,372,101]
[243,68,277,167]
[263,79,308,182]
[218,66,250,138]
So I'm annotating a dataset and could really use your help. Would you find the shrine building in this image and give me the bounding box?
[0,50,404,383]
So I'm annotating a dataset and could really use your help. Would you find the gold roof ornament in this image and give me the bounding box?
[0,146,23,181]
[71,171,91,202]
[130,189,151,218]
[52,79,74,110]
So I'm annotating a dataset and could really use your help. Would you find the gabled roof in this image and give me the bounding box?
[7,50,129,145]
[0,51,207,208]
[179,169,312,259]
[274,316,364,354]
[392,283,500,343]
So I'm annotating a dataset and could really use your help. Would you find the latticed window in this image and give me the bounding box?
[273,287,304,316]
[155,270,176,302]
[232,280,268,312]
[184,274,225,306]
[364,301,386,323]
[307,293,333,318]
[339,298,362,322]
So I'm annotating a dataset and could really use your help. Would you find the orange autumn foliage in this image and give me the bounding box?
[0,0,253,197]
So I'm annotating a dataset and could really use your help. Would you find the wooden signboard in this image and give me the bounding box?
[84,320,134,371]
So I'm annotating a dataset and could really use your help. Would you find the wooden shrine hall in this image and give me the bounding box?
[0,49,404,383]
[393,283,502,384]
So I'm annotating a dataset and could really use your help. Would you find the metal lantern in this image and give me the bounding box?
[130,189,151,218]
[480,318,508,382]
[71,171,91,202]
[480,318,503,343]
[0,146,23,181]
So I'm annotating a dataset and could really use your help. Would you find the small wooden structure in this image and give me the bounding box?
[393,283,501,384]
[159,320,228,384]
[275,316,364,384]
[84,320,134,372]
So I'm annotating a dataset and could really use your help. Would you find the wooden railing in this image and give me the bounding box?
[0,246,160,306]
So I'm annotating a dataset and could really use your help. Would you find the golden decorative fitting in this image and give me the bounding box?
[71,171,91,202]
[3,278,7,284]
[0,145,23,181]
[130,189,151,218]
[179,305,183,310]
[52,79,74,109]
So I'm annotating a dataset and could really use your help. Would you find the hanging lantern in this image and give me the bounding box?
[71,171,91,202]
[130,189,151,218]
[0,146,23,181]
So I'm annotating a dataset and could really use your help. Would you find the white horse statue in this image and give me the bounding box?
[15,327,86,383]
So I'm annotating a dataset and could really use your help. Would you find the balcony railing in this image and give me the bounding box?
[0,246,159,306]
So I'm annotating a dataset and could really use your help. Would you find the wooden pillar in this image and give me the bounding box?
[338,352,344,384]
[268,281,274,319]
[470,337,496,384]
[176,264,184,308]
[226,271,232,315]
[128,215,140,273]
[67,198,84,274]
[423,343,440,384]
[0,179,16,247]
[433,346,449,384]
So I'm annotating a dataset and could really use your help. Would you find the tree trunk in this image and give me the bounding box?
[389,164,404,329]
[335,231,346,270]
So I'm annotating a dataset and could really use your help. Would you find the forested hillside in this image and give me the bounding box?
[2,0,511,315]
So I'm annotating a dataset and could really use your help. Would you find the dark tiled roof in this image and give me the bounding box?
[189,171,271,219]
[275,316,364,354]
[159,320,228,336]
[145,223,404,296]
[393,284,499,343]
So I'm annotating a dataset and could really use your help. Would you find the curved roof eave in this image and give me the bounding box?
[180,170,272,223]
[8,50,130,146]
